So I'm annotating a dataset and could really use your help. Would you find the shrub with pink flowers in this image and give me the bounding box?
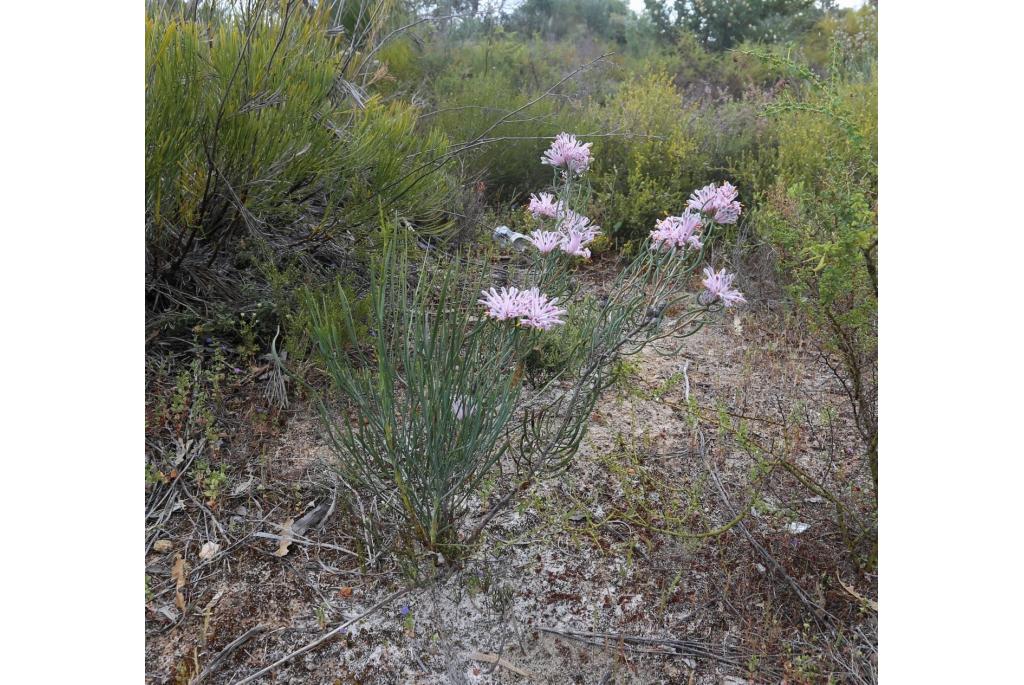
[311,133,746,554]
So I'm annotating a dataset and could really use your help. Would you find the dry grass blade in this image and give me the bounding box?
[468,651,535,679]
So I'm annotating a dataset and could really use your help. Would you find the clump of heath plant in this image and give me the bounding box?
[309,133,745,557]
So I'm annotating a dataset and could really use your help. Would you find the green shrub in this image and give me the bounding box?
[588,72,700,244]
[743,46,877,487]
[310,237,531,551]
[145,5,458,321]
[309,167,723,554]
[420,36,586,198]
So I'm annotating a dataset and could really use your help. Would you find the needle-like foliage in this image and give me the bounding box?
[307,134,744,553]
[145,2,458,317]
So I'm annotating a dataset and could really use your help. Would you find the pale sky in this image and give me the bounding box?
[627,0,869,13]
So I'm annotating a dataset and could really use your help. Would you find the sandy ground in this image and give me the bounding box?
[145,304,876,684]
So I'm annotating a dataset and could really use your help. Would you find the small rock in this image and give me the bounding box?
[199,541,221,560]
[157,605,179,623]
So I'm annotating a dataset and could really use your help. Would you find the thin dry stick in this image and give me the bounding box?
[537,626,750,670]
[231,588,410,684]
[467,52,612,146]
[701,432,838,625]
[192,625,267,684]
[251,531,357,556]
[468,652,535,679]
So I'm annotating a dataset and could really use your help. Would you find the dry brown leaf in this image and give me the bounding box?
[837,571,878,611]
[171,554,186,589]
[273,518,295,557]
[153,539,173,553]
[199,541,221,561]
[172,553,187,611]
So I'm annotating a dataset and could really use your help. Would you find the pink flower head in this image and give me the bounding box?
[701,266,746,308]
[716,181,739,205]
[687,182,742,224]
[555,210,600,259]
[518,288,567,330]
[478,286,524,321]
[527,192,563,219]
[713,201,741,225]
[557,209,599,237]
[541,133,593,176]
[527,230,563,254]
[559,229,592,259]
[650,211,703,252]
[687,183,720,213]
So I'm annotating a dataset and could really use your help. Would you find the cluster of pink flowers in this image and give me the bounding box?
[701,266,746,308]
[527,192,564,219]
[541,133,593,176]
[650,211,703,252]
[490,141,749,334]
[687,181,742,225]
[525,205,601,259]
[526,230,563,254]
[478,286,567,330]
[556,210,600,258]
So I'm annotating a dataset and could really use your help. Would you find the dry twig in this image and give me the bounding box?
[192,625,267,684]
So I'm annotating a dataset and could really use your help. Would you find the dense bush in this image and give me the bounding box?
[587,72,699,244]
[508,0,631,42]
[743,47,878,487]
[416,35,599,199]
[145,4,458,328]
[407,21,845,245]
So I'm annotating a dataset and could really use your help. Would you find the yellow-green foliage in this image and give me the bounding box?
[145,7,458,291]
[757,63,877,297]
[800,6,878,74]
[588,73,698,244]
[773,79,876,190]
[744,52,877,477]
[423,37,586,196]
